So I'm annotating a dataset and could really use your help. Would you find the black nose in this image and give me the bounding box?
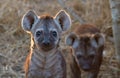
[83,68,90,71]
[82,65,90,71]
[42,41,50,46]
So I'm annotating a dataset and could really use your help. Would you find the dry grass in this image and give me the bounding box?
[0,0,119,78]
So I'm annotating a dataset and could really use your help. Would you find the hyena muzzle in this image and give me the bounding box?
[65,24,105,78]
[21,10,71,78]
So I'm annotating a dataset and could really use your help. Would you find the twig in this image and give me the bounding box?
[57,0,86,24]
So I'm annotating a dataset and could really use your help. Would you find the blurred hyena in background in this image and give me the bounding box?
[66,24,105,78]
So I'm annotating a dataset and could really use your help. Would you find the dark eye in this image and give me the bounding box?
[77,55,82,59]
[36,31,42,37]
[89,54,95,58]
[52,31,57,37]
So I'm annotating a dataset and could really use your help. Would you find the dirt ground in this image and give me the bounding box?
[0,0,119,78]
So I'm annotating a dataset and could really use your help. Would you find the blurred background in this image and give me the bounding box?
[0,0,119,78]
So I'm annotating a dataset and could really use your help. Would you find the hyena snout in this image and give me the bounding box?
[82,64,91,71]
[42,36,51,46]
[80,60,92,71]
[40,37,55,51]
[36,31,56,51]
[42,39,50,46]
[78,58,92,71]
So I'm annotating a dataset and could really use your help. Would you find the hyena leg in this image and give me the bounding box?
[70,55,81,78]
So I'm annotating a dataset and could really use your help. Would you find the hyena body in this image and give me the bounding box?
[66,24,104,78]
[21,10,71,78]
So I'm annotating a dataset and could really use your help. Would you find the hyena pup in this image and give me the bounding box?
[21,10,71,78]
[66,24,104,78]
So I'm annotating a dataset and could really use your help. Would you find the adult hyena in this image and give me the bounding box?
[66,24,105,78]
[21,10,71,78]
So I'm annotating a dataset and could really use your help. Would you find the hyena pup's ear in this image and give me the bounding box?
[21,10,38,32]
[54,10,71,32]
[91,33,105,48]
[65,33,78,48]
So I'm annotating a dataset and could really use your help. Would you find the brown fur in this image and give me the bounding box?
[74,24,100,35]
[69,48,81,78]
[24,52,31,78]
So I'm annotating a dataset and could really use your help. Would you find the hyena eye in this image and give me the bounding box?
[77,55,82,59]
[89,54,95,59]
[36,31,42,37]
[52,31,57,37]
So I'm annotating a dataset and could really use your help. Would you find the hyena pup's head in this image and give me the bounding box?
[21,10,71,52]
[65,28,104,71]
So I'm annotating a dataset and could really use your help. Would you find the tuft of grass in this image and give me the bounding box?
[0,25,6,33]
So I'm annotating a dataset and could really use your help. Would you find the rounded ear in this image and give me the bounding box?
[21,10,38,32]
[65,32,77,46]
[91,33,105,48]
[54,10,71,32]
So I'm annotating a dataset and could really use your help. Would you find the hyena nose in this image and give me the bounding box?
[43,41,50,46]
[82,65,90,71]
